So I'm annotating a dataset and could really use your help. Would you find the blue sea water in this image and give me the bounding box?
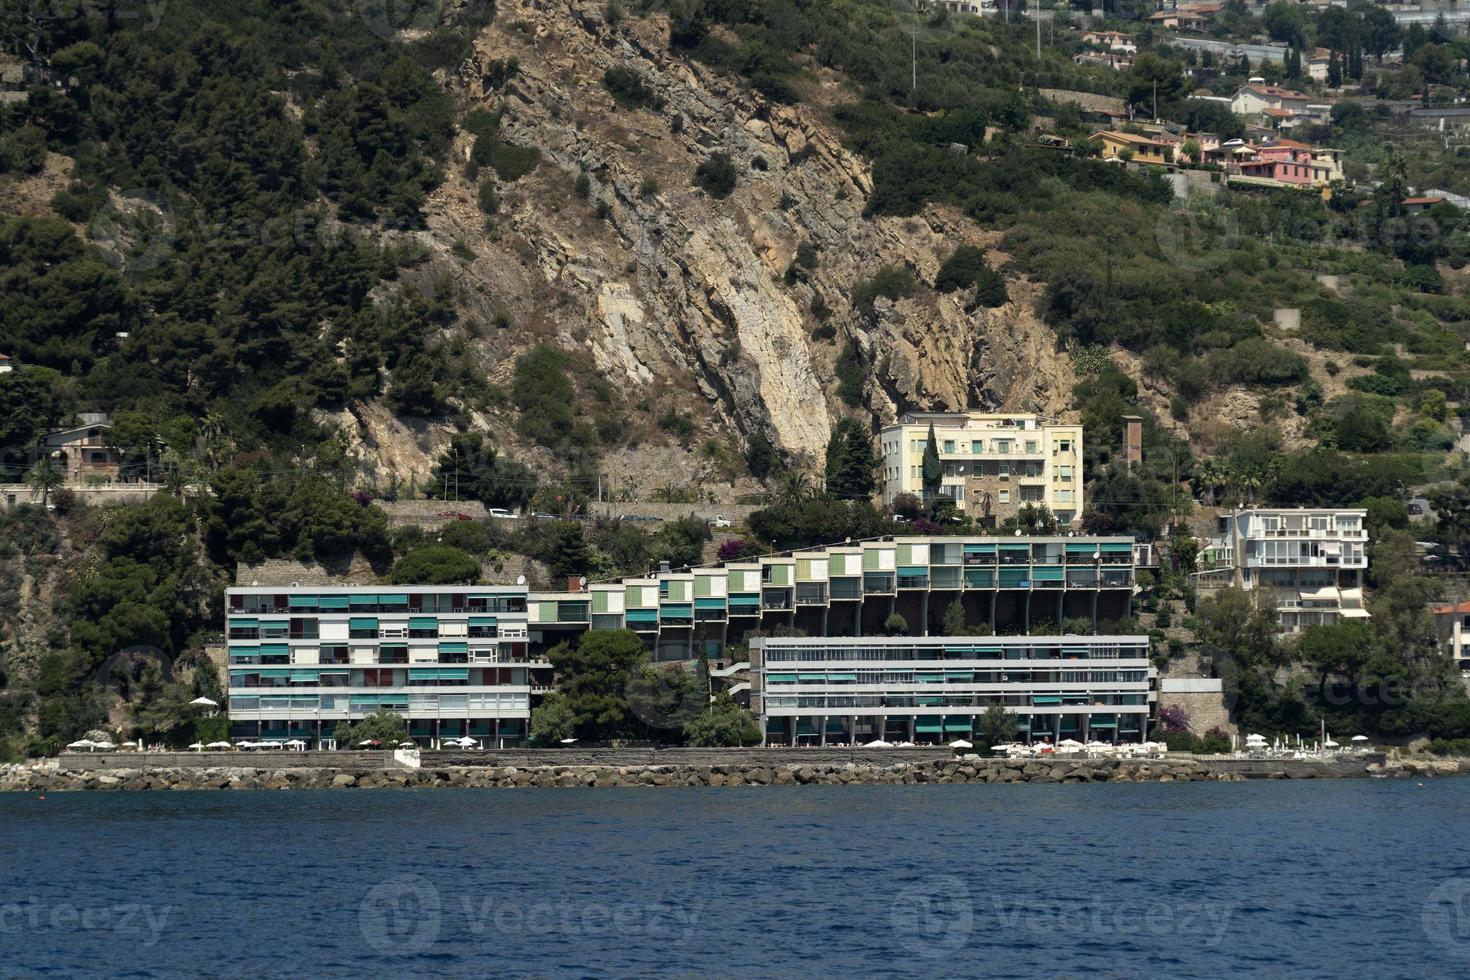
[2,780,1469,977]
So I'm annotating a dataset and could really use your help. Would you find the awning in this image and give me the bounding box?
[469,616,498,627]
[694,598,726,610]
[287,596,318,609]
[1031,695,1062,705]
[766,673,797,683]
[1341,608,1371,618]
[378,594,410,604]
[914,673,946,683]
[1032,566,1064,581]
[625,609,658,623]
[826,673,858,682]
[1319,541,1341,555]
[349,595,378,606]
[258,644,289,656]
[944,719,972,732]
[229,618,258,628]
[897,565,928,577]
[797,673,828,682]
[1101,542,1133,553]
[289,669,319,682]
[728,594,761,605]
[945,671,972,681]
[408,617,438,630]
[438,642,469,654]
[1302,586,1341,601]
[349,617,379,630]
[915,718,944,734]
[317,596,349,609]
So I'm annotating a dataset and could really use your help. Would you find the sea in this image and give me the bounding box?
[2,780,1469,978]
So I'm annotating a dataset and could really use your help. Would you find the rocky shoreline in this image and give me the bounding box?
[3,756,1460,792]
[4,758,1239,791]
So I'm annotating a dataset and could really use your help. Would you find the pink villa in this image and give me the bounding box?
[1235,140,1319,187]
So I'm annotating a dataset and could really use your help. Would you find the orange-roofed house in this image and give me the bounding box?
[1402,196,1446,214]
[0,353,11,375]
[1432,600,1470,672]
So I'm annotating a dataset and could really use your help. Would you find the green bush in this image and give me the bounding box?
[694,152,737,198]
[603,67,662,109]
[512,346,578,448]
[852,265,917,312]
[934,245,989,293]
[487,141,541,181]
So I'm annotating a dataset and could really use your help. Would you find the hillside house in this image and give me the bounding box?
[1091,130,1172,165]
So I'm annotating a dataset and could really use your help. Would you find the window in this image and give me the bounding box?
[1025,440,1038,453]
[971,440,982,453]
[999,490,1010,504]
[1059,466,1072,480]
[943,440,955,453]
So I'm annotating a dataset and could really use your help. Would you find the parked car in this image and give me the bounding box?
[487,508,519,520]
[708,515,732,529]
[439,512,474,522]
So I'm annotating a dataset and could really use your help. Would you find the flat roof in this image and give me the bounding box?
[751,635,1150,647]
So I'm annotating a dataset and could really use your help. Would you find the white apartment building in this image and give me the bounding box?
[879,413,1083,526]
[1195,508,1369,633]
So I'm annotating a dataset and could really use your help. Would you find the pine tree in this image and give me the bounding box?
[1327,50,1342,88]
[1349,44,1363,82]
[824,418,879,500]
[1285,46,1301,81]
[921,424,942,502]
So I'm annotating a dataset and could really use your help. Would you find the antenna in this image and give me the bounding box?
[911,0,918,93]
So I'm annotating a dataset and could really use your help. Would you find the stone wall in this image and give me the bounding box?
[377,499,488,530]
[1160,691,1235,736]
[589,502,758,524]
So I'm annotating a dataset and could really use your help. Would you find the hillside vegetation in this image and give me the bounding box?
[4,0,1470,753]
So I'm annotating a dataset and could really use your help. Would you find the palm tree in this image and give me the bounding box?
[27,453,63,508]
[776,471,813,506]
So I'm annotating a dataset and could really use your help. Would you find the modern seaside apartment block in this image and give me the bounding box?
[225,585,544,748]
[750,635,1154,746]
[527,535,1137,660]
[879,413,1084,525]
[1194,508,1369,633]
[225,534,1139,746]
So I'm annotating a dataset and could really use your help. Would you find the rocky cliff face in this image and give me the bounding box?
[356,0,1077,490]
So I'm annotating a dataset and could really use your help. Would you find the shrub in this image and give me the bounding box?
[488,141,540,181]
[934,245,989,293]
[574,172,591,199]
[512,346,578,448]
[477,180,499,214]
[1207,338,1308,387]
[694,152,737,198]
[852,265,917,312]
[603,66,662,109]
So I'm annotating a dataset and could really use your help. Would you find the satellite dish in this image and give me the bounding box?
[516,575,527,585]
[579,576,588,586]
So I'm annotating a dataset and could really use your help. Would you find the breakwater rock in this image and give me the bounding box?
[1,758,1246,791]
[1369,757,1470,778]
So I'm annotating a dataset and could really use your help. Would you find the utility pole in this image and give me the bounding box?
[1036,8,1041,60]
[911,0,918,93]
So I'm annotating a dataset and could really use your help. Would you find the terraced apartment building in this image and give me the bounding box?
[750,634,1154,746]
[225,534,1139,747]
[527,535,1138,660]
[879,413,1085,525]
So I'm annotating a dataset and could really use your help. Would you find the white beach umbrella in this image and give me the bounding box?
[188,742,204,751]
[1324,739,1339,748]
[397,741,416,749]
[948,739,973,749]
[207,741,233,749]
[560,738,578,744]
[189,697,218,707]
[92,741,115,751]
[1351,735,1369,742]
[897,741,916,748]
[865,739,894,748]
[1056,738,1085,750]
